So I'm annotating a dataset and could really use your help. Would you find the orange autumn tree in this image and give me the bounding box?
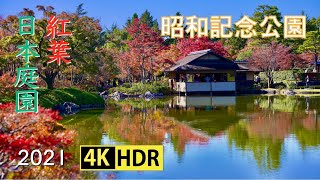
[120,18,164,83]
[117,50,137,83]
[155,44,180,74]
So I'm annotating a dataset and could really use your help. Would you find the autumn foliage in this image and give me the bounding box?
[249,42,305,87]
[250,42,292,69]
[0,73,16,99]
[0,103,79,179]
[119,18,164,82]
[101,105,209,156]
[176,37,229,58]
[118,20,231,82]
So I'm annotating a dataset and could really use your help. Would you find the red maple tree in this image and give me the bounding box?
[298,52,315,68]
[118,51,138,82]
[176,37,229,58]
[249,42,294,88]
[124,18,164,83]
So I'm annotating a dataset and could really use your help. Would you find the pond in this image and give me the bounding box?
[62,95,320,179]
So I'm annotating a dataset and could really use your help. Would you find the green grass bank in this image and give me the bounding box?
[0,88,105,108]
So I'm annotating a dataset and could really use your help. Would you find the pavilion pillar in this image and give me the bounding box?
[185,81,187,96]
[210,82,213,96]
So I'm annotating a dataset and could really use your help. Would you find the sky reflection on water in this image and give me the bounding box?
[64,95,320,179]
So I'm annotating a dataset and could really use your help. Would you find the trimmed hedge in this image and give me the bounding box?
[259,70,304,89]
[109,82,171,95]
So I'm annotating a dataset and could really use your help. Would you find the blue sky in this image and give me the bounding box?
[1,0,320,30]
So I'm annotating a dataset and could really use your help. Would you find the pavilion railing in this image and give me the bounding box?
[176,82,235,92]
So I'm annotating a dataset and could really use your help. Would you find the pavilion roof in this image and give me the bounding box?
[234,60,261,72]
[167,49,240,72]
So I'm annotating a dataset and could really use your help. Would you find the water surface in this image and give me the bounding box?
[63,95,320,179]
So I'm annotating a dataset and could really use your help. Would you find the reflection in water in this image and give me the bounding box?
[100,104,210,158]
[228,96,320,173]
[64,96,320,178]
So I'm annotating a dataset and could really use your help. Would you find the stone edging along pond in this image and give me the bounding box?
[54,102,106,115]
[55,91,165,115]
[260,88,320,95]
[106,91,164,100]
[54,88,320,115]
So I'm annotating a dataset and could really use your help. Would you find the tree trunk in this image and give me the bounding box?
[140,57,146,84]
[142,69,146,83]
[315,53,318,72]
[141,64,145,84]
[267,75,273,88]
[44,77,55,89]
[70,67,73,86]
[39,70,58,89]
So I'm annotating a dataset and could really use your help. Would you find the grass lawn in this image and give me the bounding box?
[294,88,320,94]
[1,88,105,108]
[39,88,105,108]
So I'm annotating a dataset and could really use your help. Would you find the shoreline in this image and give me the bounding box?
[260,88,320,95]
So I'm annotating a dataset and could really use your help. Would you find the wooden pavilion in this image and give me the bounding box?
[166,49,257,95]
